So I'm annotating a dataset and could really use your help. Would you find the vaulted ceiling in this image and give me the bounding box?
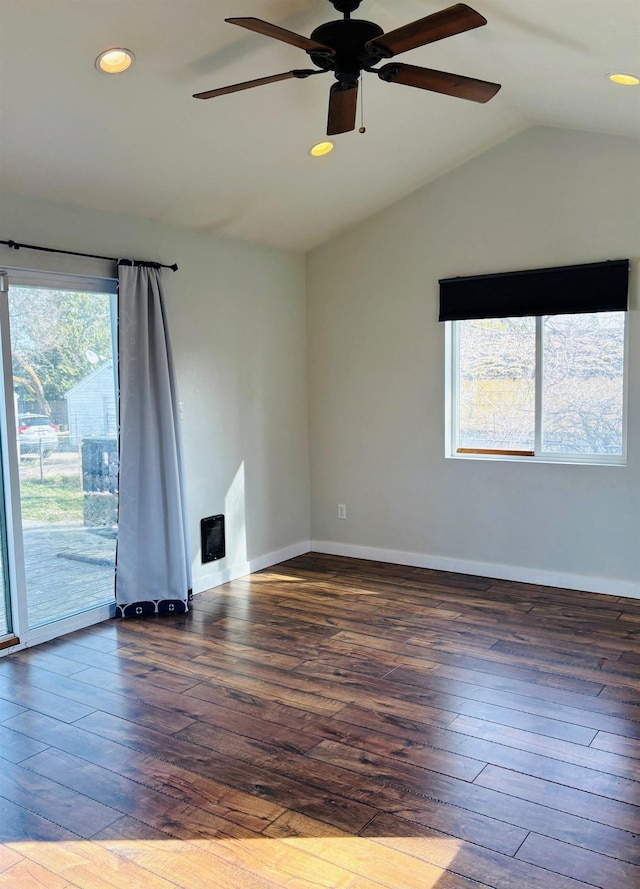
[1,1,638,251]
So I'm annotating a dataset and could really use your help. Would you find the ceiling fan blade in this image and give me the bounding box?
[378,63,501,103]
[226,17,335,56]
[365,3,486,59]
[193,69,320,100]
[327,82,359,135]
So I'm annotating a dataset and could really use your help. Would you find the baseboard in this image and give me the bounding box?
[192,539,311,595]
[310,539,640,601]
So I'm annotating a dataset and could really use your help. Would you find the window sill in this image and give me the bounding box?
[447,450,626,467]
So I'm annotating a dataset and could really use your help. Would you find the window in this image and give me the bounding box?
[440,259,629,464]
[448,312,627,462]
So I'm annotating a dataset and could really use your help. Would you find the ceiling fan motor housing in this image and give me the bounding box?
[329,0,364,14]
[309,19,384,84]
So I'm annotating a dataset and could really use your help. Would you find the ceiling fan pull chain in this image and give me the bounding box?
[359,75,366,133]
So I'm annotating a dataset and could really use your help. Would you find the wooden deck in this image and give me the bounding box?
[1,525,114,636]
[15,448,116,629]
[22,525,115,628]
[0,552,639,888]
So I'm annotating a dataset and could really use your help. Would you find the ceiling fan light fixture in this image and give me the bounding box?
[95,48,135,74]
[607,72,639,86]
[309,140,334,157]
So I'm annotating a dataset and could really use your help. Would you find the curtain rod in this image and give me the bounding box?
[0,239,178,272]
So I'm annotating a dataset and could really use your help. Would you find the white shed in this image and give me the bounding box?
[65,361,117,445]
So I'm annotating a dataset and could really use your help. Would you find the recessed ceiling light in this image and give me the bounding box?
[608,72,639,86]
[309,141,334,158]
[95,48,135,74]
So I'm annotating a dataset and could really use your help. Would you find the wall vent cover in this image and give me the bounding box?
[201,514,225,563]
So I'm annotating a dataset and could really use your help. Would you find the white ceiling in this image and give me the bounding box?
[1,1,639,251]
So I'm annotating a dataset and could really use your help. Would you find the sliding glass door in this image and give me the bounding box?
[0,268,118,647]
[0,470,11,639]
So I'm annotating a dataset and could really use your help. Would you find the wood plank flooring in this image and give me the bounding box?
[1,552,639,888]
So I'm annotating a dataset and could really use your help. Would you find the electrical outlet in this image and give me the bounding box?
[337,504,347,519]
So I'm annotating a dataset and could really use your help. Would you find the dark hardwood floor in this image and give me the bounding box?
[1,552,639,888]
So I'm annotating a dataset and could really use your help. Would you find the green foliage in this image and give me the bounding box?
[10,287,113,411]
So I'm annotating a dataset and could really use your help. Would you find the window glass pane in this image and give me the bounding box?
[457,317,535,451]
[9,285,117,629]
[542,312,625,455]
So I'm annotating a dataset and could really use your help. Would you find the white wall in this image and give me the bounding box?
[3,127,638,602]
[0,192,310,592]
[306,127,640,597]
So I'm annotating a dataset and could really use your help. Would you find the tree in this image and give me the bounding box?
[456,313,625,454]
[9,287,114,416]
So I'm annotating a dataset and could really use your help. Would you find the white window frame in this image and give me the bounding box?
[0,266,118,654]
[445,314,629,466]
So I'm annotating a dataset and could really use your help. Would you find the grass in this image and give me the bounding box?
[19,473,84,524]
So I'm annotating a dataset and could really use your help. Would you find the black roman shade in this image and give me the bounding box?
[439,259,629,322]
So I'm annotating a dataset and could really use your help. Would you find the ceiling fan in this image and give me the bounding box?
[193,1,501,136]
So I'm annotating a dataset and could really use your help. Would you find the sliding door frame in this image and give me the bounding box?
[0,270,25,650]
[0,267,117,655]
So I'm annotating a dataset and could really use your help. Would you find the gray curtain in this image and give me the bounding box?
[115,262,191,617]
